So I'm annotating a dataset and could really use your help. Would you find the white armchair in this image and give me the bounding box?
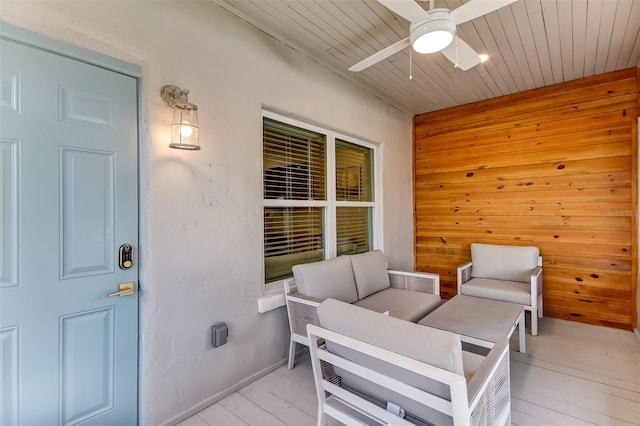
[457,243,543,335]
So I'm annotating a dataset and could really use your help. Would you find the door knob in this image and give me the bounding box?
[107,281,135,297]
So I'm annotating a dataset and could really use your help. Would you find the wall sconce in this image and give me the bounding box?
[161,85,201,150]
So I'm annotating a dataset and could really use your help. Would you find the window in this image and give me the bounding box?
[262,112,379,287]
[335,139,374,256]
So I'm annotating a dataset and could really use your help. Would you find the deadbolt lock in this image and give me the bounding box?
[119,244,134,269]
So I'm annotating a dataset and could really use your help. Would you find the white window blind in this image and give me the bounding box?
[336,207,371,256]
[264,207,324,283]
[263,118,325,200]
[335,139,373,202]
[335,139,373,255]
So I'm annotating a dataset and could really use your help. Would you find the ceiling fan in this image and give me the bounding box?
[349,0,517,72]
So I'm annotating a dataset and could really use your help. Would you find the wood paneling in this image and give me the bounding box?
[413,68,640,330]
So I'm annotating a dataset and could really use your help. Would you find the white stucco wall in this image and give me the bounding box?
[0,1,414,424]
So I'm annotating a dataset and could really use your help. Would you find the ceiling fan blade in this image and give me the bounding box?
[451,0,517,24]
[440,36,481,71]
[376,0,430,23]
[349,37,411,72]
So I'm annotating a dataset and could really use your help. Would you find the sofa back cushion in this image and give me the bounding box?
[317,299,463,424]
[350,250,391,299]
[471,243,539,283]
[292,256,358,303]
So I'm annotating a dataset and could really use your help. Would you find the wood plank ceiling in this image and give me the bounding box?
[216,0,640,114]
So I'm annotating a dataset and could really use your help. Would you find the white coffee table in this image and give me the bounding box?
[419,295,526,353]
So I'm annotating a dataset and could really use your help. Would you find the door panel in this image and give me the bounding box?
[0,138,18,288]
[60,307,114,424]
[59,85,114,128]
[0,325,19,425]
[61,148,115,278]
[0,35,138,425]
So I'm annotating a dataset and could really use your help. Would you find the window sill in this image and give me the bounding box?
[258,279,297,313]
[258,290,286,313]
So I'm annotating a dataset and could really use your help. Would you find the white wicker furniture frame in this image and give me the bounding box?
[457,256,543,336]
[284,270,440,369]
[307,324,511,426]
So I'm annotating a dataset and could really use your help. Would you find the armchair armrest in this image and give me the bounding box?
[285,289,322,344]
[466,337,510,415]
[283,277,296,294]
[531,265,543,296]
[387,270,440,296]
[456,261,473,294]
[286,292,323,306]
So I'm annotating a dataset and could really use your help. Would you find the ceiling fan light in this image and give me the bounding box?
[410,9,455,54]
[413,30,454,54]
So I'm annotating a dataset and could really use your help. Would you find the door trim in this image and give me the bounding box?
[0,21,141,77]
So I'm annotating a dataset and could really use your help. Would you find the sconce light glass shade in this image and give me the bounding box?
[161,84,201,151]
[170,102,200,150]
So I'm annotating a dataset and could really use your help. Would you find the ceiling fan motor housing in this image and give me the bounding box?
[410,9,456,54]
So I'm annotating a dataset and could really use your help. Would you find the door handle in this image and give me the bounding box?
[107,281,135,297]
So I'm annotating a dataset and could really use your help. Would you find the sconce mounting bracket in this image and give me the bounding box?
[161,85,190,107]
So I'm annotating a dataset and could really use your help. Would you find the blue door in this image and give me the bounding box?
[0,32,139,425]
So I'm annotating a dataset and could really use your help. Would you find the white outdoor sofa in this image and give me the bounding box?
[285,250,441,369]
[457,243,543,335]
[308,299,511,426]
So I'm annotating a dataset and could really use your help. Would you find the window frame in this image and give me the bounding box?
[262,110,383,293]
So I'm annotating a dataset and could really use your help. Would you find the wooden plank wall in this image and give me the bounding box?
[413,68,640,330]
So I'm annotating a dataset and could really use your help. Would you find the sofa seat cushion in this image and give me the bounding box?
[350,250,391,299]
[471,243,539,283]
[460,277,531,305]
[353,288,441,322]
[292,255,358,303]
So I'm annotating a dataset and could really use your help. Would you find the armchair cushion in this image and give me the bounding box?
[350,250,391,299]
[460,277,532,305]
[292,255,358,303]
[471,243,539,283]
[353,288,441,322]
